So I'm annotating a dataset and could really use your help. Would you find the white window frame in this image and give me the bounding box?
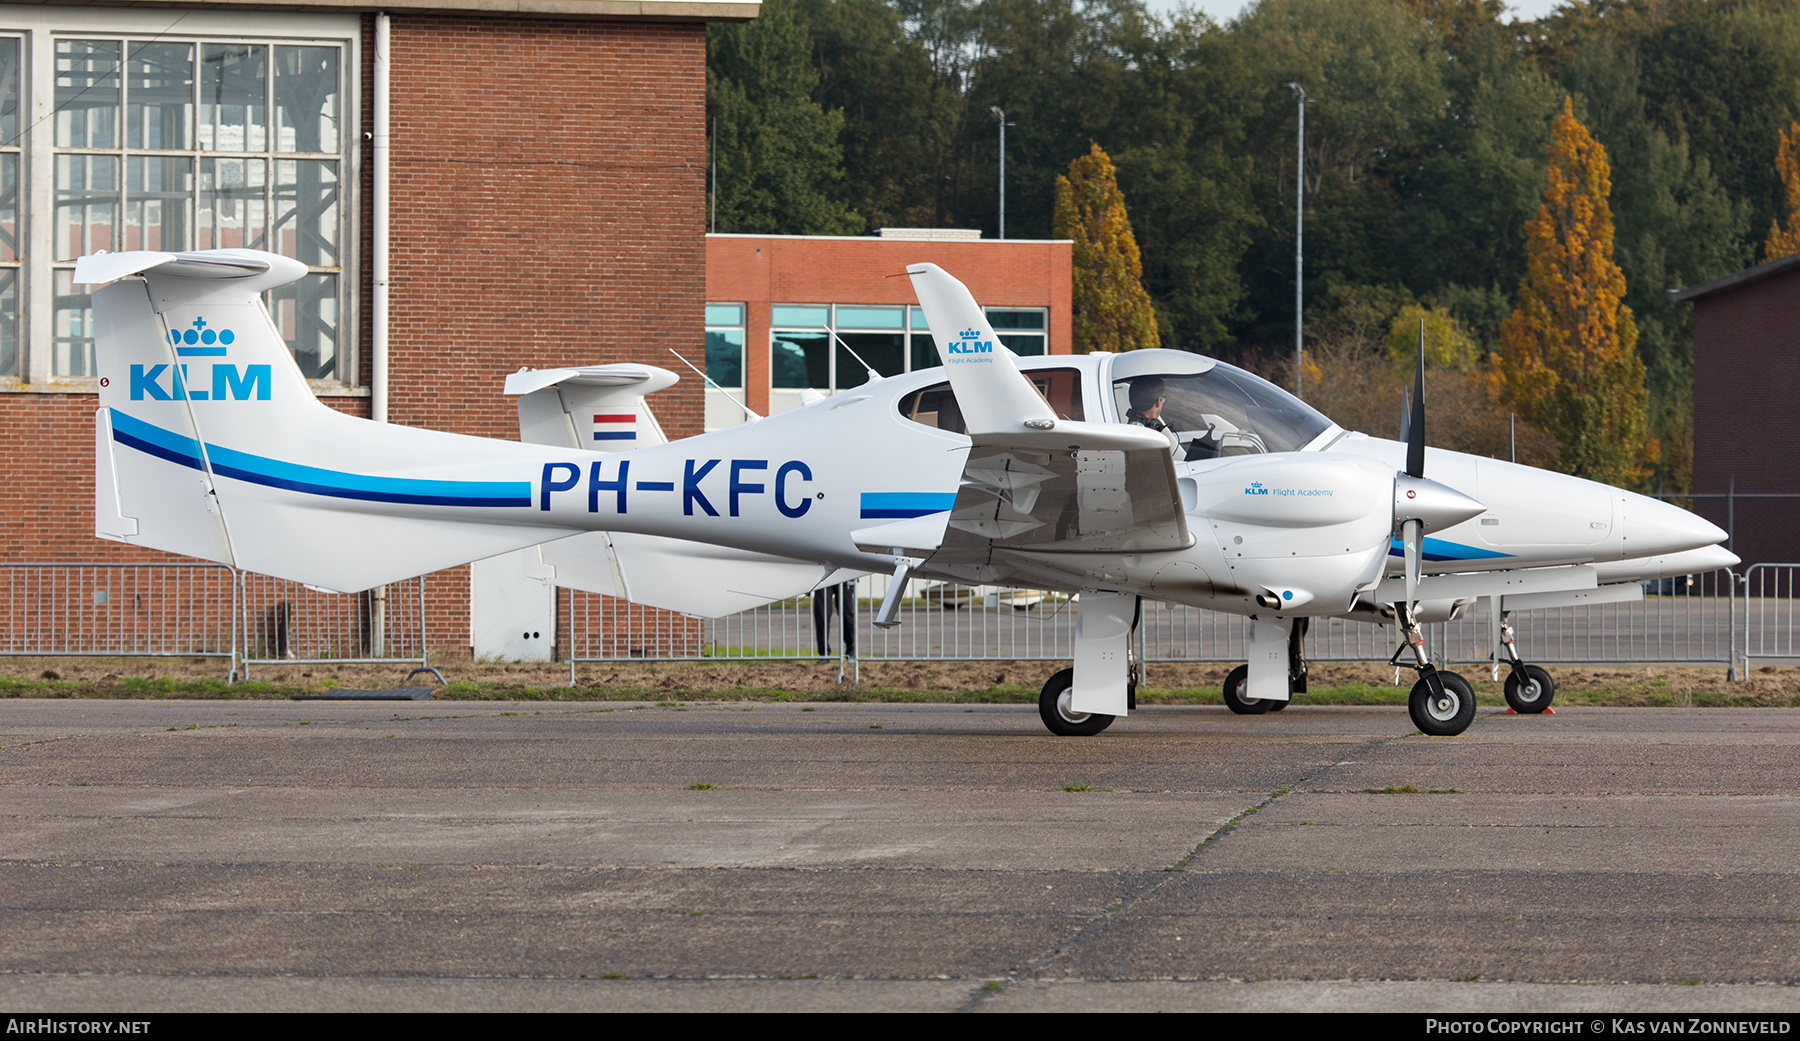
[3,6,360,391]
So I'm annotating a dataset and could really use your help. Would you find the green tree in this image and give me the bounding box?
[708,0,863,235]
[1495,98,1651,486]
[792,0,964,230]
[1054,143,1160,353]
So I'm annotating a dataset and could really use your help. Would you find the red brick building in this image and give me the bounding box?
[1671,251,1800,567]
[0,0,746,662]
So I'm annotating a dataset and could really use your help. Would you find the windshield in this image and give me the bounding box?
[1113,362,1332,458]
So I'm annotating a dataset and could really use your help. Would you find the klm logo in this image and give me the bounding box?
[1244,482,1269,496]
[946,327,994,355]
[130,317,269,401]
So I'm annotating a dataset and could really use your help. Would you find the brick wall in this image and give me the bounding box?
[384,15,707,655]
[1690,264,1800,567]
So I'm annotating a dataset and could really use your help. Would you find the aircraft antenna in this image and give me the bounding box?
[824,328,883,385]
[667,349,762,421]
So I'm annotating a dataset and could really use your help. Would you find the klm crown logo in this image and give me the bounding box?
[131,315,270,402]
[1244,482,1269,496]
[169,317,236,353]
[947,326,994,356]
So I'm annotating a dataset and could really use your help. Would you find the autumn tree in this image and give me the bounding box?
[1053,143,1159,353]
[1494,97,1651,487]
[1764,122,1800,260]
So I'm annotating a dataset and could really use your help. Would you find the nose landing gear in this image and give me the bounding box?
[1393,602,1475,736]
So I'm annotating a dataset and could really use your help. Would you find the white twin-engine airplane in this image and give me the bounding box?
[78,249,1733,737]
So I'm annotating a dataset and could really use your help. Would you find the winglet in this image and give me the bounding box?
[906,263,1057,435]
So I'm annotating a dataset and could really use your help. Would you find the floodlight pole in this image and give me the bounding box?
[988,106,1013,239]
[1288,82,1307,399]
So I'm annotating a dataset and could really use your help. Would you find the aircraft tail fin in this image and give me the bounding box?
[82,249,584,592]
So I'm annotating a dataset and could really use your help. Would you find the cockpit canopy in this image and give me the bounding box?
[1109,350,1332,458]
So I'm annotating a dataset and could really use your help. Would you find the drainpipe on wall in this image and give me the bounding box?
[371,12,391,657]
[372,12,390,424]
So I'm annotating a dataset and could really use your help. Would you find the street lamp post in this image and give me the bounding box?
[988,106,1013,239]
[1287,82,1307,399]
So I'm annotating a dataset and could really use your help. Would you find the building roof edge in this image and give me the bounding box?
[0,0,759,23]
[1669,249,1800,303]
[706,233,1074,245]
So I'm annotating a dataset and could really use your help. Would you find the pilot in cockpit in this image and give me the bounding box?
[1126,376,1181,452]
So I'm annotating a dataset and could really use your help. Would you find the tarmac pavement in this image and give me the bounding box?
[3,698,1799,1012]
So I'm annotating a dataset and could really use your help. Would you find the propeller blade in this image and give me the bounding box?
[1406,320,1426,479]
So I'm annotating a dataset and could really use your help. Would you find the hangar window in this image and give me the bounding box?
[1,12,356,387]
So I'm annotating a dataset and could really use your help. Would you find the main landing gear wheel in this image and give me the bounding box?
[1222,664,1273,715]
[1038,667,1115,737]
[1504,664,1555,714]
[1409,671,1476,736]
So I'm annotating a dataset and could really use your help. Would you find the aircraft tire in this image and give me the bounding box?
[1038,667,1114,737]
[1222,664,1272,715]
[1503,665,1555,714]
[1409,671,1476,736]
[1266,696,1290,712]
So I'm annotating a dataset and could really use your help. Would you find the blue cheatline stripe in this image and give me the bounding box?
[1388,535,1513,562]
[110,410,534,508]
[175,346,227,357]
[860,491,957,519]
[592,431,636,441]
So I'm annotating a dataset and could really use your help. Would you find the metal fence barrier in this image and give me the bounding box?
[1743,564,1800,666]
[0,561,1766,685]
[0,563,238,672]
[562,568,1746,683]
[237,573,435,681]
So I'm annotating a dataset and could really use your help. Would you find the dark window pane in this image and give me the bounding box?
[269,272,338,379]
[126,155,193,252]
[0,38,20,144]
[1000,333,1044,357]
[56,40,120,148]
[275,159,338,265]
[127,42,193,150]
[911,333,937,372]
[274,46,339,153]
[0,153,15,263]
[0,269,16,377]
[837,332,903,389]
[987,308,1045,330]
[199,157,266,250]
[772,330,827,389]
[55,154,118,260]
[53,269,94,377]
[705,329,743,387]
[200,44,266,152]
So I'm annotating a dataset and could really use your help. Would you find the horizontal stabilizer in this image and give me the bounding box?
[507,363,678,451]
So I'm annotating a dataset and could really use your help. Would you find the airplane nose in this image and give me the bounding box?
[1619,491,1729,558]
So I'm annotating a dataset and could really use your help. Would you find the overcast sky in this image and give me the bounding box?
[1158,0,1565,24]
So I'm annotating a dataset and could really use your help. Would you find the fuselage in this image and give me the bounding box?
[577,348,1724,618]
